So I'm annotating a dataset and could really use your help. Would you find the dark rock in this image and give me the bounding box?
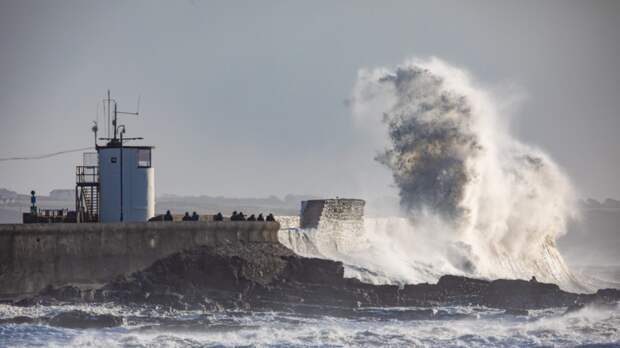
[595,288,620,301]
[503,308,529,316]
[280,256,345,285]
[48,310,123,329]
[13,296,60,307]
[564,303,585,314]
[40,285,85,302]
[0,316,37,325]
[482,279,577,309]
[437,275,489,293]
[17,242,620,313]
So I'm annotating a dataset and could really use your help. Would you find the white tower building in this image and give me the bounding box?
[76,91,155,223]
[98,145,154,222]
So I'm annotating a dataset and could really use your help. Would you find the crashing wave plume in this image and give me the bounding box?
[351,58,582,290]
[282,58,584,292]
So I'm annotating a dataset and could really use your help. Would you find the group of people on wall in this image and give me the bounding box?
[227,211,275,222]
[159,210,276,222]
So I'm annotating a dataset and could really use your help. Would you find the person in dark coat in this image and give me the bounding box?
[231,211,238,221]
[266,213,275,222]
[213,212,224,221]
[238,212,246,221]
[247,214,256,221]
[257,213,264,221]
[182,212,191,221]
[191,212,199,221]
[164,210,173,221]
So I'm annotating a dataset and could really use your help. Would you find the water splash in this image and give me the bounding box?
[284,57,585,292]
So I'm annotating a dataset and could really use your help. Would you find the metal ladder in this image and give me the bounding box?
[76,166,99,222]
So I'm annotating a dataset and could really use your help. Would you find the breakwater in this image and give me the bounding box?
[300,199,365,229]
[0,221,279,299]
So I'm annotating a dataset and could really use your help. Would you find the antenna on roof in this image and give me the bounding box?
[91,121,98,147]
[103,90,115,139]
[99,90,142,146]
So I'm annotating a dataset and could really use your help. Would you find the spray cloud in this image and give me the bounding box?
[282,58,583,291]
[350,58,582,289]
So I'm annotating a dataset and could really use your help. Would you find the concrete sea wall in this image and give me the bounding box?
[300,199,365,229]
[0,221,279,299]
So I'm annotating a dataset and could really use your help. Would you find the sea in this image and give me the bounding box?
[1,216,619,347]
[1,302,619,347]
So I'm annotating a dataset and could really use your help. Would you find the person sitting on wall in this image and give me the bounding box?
[230,211,238,221]
[266,213,275,222]
[213,212,224,221]
[164,210,173,221]
[182,212,191,221]
[238,212,246,221]
[247,214,256,221]
[257,213,264,221]
[191,211,199,221]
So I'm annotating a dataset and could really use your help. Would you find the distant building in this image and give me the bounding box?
[48,189,75,201]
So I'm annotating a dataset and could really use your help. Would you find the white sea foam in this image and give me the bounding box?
[1,303,618,347]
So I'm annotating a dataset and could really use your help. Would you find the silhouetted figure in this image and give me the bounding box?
[191,211,199,221]
[213,212,224,221]
[257,213,264,221]
[231,211,238,221]
[266,213,275,222]
[530,276,538,283]
[30,190,37,215]
[164,210,173,221]
[247,214,256,221]
[182,212,191,221]
[238,212,246,221]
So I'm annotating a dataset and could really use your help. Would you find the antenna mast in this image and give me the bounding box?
[106,90,111,139]
[99,90,142,146]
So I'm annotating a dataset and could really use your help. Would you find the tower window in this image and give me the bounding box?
[137,149,151,168]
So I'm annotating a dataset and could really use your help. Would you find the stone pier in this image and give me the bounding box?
[0,221,279,299]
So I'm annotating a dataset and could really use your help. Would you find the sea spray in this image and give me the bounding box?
[282,58,585,291]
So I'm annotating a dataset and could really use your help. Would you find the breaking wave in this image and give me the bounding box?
[282,58,587,292]
[2,302,619,347]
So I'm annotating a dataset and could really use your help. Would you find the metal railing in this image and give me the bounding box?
[75,165,99,222]
[76,166,98,185]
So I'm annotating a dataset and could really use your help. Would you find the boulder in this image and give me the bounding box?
[48,310,123,329]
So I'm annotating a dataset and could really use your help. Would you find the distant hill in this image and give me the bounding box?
[155,193,320,216]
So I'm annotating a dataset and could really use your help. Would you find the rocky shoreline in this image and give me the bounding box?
[13,242,620,316]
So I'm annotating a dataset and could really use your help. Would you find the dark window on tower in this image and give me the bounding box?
[137,149,151,168]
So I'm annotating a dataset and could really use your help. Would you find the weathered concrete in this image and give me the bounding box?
[0,221,279,299]
[299,199,365,229]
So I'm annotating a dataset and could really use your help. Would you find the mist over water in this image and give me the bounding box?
[285,58,586,291]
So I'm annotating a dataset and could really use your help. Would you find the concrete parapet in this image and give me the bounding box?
[300,199,365,229]
[0,221,279,299]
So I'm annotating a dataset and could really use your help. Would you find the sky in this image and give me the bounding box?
[0,0,618,200]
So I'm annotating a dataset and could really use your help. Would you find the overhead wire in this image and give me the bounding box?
[0,147,94,162]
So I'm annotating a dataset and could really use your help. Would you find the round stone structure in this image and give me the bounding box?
[299,198,365,229]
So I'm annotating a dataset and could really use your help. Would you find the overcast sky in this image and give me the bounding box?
[0,0,618,201]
